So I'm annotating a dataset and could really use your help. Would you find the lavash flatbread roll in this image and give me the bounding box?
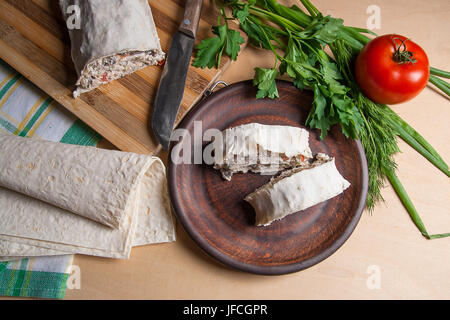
[0,171,174,260]
[209,123,313,180]
[0,172,174,259]
[0,134,158,229]
[0,179,136,259]
[0,134,175,259]
[60,0,165,97]
[245,154,351,226]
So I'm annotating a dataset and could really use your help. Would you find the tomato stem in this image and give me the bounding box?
[392,37,417,65]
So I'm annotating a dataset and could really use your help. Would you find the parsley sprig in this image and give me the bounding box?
[193,8,245,69]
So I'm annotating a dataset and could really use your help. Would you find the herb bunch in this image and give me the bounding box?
[193,0,450,238]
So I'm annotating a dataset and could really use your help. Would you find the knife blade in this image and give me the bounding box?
[151,0,203,150]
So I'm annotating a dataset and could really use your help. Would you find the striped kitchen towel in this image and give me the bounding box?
[0,257,74,299]
[0,59,101,299]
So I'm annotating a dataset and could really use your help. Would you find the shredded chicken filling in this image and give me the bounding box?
[75,49,164,96]
[214,146,311,181]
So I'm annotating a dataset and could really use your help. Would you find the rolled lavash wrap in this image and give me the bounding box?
[0,134,175,259]
[209,123,313,181]
[245,154,351,226]
[60,0,165,97]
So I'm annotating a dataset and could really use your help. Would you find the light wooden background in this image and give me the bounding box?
[52,0,450,299]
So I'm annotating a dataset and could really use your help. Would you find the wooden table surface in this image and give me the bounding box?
[63,0,449,299]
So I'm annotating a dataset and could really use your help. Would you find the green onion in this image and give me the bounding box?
[382,106,449,174]
[385,169,450,239]
[430,66,450,79]
[429,75,450,97]
[387,118,450,177]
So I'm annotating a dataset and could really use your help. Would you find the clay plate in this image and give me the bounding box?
[168,80,368,275]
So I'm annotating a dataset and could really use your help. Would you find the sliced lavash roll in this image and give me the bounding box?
[245,154,351,226]
[60,0,165,97]
[210,123,313,181]
[0,134,175,259]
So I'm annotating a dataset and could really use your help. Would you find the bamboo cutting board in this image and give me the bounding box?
[0,0,245,154]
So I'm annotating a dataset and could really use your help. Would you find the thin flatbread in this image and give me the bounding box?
[0,134,175,259]
[0,239,66,262]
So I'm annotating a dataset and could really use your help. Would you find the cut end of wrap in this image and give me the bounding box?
[73,49,165,98]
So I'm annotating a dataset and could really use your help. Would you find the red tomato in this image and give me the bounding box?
[355,34,429,105]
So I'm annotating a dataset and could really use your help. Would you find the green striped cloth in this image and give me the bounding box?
[0,257,74,299]
[0,59,101,299]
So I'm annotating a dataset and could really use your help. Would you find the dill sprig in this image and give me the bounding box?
[330,40,399,209]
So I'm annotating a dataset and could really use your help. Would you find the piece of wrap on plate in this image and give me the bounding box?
[60,0,165,97]
[0,134,176,259]
[208,123,313,181]
[245,154,351,226]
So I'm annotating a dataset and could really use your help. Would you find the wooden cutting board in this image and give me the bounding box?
[0,0,246,154]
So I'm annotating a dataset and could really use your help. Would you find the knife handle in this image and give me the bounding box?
[179,0,203,38]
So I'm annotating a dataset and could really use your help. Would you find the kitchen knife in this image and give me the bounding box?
[151,0,203,150]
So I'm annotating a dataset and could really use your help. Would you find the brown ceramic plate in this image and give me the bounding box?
[168,80,368,275]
